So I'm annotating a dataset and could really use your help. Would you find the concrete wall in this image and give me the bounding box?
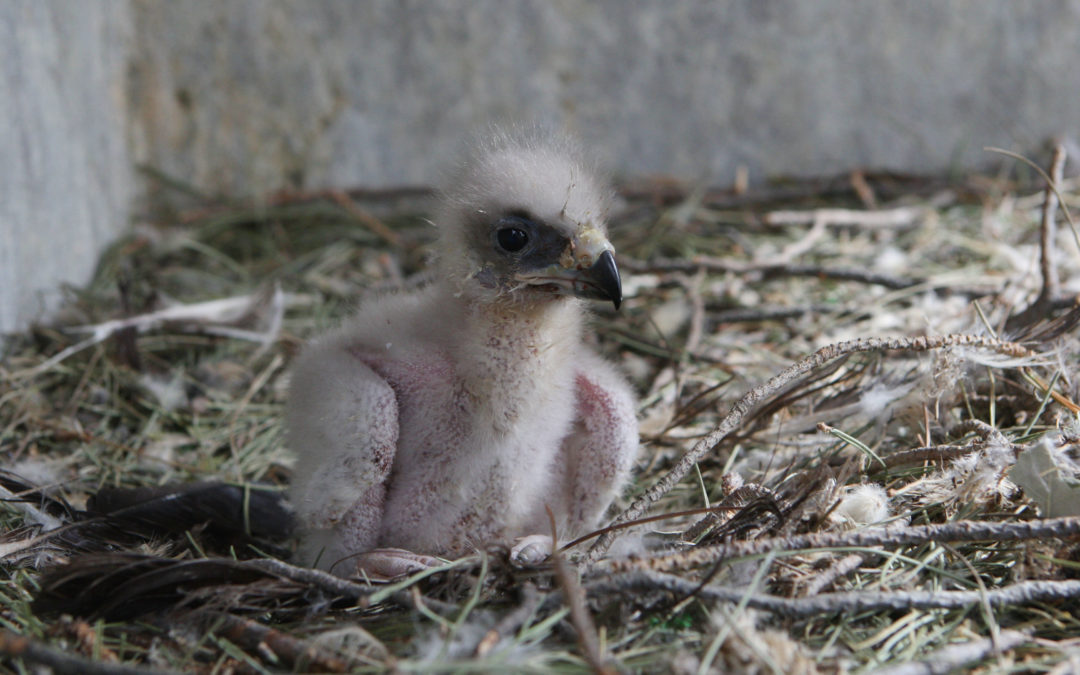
[0,1,131,334]
[4,0,1080,333]
[129,0,1080,193]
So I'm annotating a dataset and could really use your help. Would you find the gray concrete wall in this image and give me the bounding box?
[129,0,1080,193]
[1,1,132,334]
[4,0,1080,333]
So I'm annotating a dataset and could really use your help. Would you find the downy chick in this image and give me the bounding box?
[287,133,639,577]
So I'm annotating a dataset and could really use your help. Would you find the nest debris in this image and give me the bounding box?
[2,149,1080,673]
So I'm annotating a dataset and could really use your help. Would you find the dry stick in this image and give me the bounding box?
[623,257,922,290]
[560,504,741,554]
[1035,145,1066,311]
[619,174,960,212]
[763,206,923,228]
[1023,366,1080,414]
[391,586,462,619]
[66,618,120,663]
[1007,144,1068,329]
[328,189,402,247]
[879,443,980,470]
[241,558,377,600]
[802,553,866,597]
[849,170,879,209]
[551,552,613,675]
[0,630,172,675]
[772,212,828,263]
[880,419,1015,470]
[584,334,1035,563]
[679,481,774,544]
[707,305,837,323]
[952,418,1010,446]
[474,583,543,658]
[546,503,613,675]
[761,263,922,290]
[244,558,460,616]
[591,570,1080,619]
[683,270,707,354]
[596,515,1080,574]
[873,630,1029,675]
[193,611,350,673]
[8,287,294,380]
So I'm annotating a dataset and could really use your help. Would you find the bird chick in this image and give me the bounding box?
[287,133,639,578]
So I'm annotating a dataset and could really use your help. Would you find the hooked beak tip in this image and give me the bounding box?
[591,249,622,310]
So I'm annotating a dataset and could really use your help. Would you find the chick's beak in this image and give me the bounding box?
[517,247,623,310]
[587,250,623,310]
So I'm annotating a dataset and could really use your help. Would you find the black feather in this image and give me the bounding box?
[32,553,279,620]
[0,474,294,559]
[86,481,294,543]
[4,476,301,620]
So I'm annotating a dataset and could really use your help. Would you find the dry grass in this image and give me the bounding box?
[2,155,1080,673]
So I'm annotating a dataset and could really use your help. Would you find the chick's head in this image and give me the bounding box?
[436,135,622,310]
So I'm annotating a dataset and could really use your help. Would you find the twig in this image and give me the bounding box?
[193,611,350,673]
[559,504,742,554]
[849,170,879,209]
[985,146,1075,228]
[0,630,172,675]
[390,588,462,618]
[241,558,377,600]
[881,419,1014,470]
[474,583,543,657]
[879,444,981,470]
[1009,145,1068,329]
[771,211,828,262]
[683,270,706,354]
[680,481,773,543]
[10,287,295,379]
[623,257,923,290]
[1037,146,1067,307]
[243,557,461,614]
[617,174,953,210]
[1022,367,1080,414]
[706,305,839,323]
[760,264,921,290]
[873,630,1029,675]
[763,206,924,228]
[952,418,1010,446]
[584,334,1035,562]
[591,570,1080,618]
[328,189,402,247]
[65,618,120,663]
[596,516,1080,574]
[803,553,866,596]
[549,509,613,675]
[552,553,612,675]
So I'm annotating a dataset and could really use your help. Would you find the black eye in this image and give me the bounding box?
[496,227,529,253]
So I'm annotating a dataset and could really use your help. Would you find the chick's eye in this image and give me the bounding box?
[496,227,529,253]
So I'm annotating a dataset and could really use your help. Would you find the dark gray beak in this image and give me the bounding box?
[588,250,623,310]
[515,246,624,310]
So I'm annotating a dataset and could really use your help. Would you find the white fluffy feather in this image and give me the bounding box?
[287,133,639,576]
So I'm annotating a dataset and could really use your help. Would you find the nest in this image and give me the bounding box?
[2,148,1080,673]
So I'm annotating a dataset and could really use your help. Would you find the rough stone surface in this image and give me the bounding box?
[5,0,1080,333]
[0,1,131,333]
[129,0,1080,195]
